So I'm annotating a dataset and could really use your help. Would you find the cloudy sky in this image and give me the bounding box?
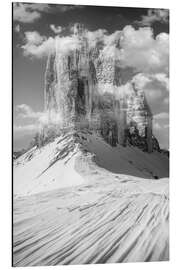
[13,2,169,150]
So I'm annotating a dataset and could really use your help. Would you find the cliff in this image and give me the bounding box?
[44,23,159,153]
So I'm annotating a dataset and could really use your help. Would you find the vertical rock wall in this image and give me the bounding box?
[44,23,156,152]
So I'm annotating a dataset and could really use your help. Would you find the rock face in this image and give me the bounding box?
[44,23,159,153]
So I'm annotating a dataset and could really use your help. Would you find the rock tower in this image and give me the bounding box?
[44,23,159,152]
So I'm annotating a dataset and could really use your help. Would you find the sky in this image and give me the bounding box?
[13,2,169,150]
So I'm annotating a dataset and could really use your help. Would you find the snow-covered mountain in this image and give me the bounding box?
[14,130,169,197]
[13,130,169,265]
[13,23,169,265]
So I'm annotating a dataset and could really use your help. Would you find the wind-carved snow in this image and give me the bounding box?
[13,131,169,265]
[14,132,84,197]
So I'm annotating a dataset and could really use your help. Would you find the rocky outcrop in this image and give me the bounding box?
[44,23,159,153]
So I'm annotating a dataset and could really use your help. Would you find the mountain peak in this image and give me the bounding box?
[44,29,159,153]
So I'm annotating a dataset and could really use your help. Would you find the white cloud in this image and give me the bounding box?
[132,73,151,89]
[15,104,42,119]
[85,29,122,50]
[22,31,82,58]
[13,3,84,23]
[154,112,169,120]
[97,82,132,97]
[15,104,63,130]
[86,29,107,48]
[153,119,169,130]
[131,72,169,116]
[19,25,169,125]
[131,72,169,105]
[136,9,169,26]
[13,124,38,134]
[24,31,45,45]
[115,83,133,98]
[153,73,169,90]
[21,25,169,77]
[22,31,55,58]
[88,26,169,74]
[132,72,169,91]
[153,122,162,130]
[55,36,81,55]
[118,26,169,74]
[104,31,121,46]
[50,25,63,34]
[14,24,20,33]
[13,3,42,23]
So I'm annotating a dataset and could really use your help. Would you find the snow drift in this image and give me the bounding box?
[13,131,169,265]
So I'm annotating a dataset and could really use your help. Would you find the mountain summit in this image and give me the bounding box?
[44,23,159,153]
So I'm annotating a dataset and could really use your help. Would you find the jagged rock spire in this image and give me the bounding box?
[43,24,158,152]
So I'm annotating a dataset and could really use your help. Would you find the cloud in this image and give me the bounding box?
[20,25,169,119]
[22,31,82,58]
[15,104,63,130]
[153,118,169,136]
[22,31,55,58]
[87,26,169,74]
[15,104,42,119]
[153,122,161,130]
[24,31,45,45]
[96,82,133,98]
[50,25,63,34]
[132,73,151,89]
[56,36,82,55]
[14,124,38,134]
[153,73,169,90]
[21,28,110,58]
[154,112,169,120]
[153,116,169,132]
[136,9,169,26]
[13,3,43,23]
[13,3,84,23]
[118,26,169,74]
[21,25,169,77]
[132,72,169,92]
[86,29,107,48]
[131,72,169,115]
[14,24,20,33]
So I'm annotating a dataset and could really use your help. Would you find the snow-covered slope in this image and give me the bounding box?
[13,130,169,197]
[13,132,83,197]
[13,131,169,265]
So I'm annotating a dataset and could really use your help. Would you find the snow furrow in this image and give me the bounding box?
[13,179,169,266]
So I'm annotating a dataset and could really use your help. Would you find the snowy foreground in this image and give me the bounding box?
[13,131,169,266]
